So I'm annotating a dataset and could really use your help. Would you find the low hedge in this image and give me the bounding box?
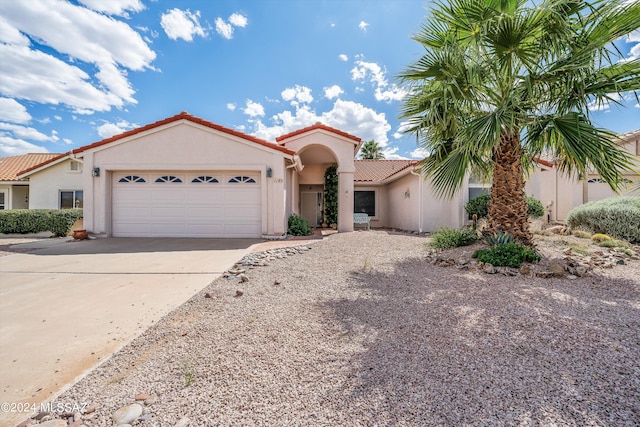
[566,197,640,243]
[0,209,83,237]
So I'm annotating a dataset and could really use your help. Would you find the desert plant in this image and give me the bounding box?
[473,243,541,268]
[571,229,592,239]
[526,197,545,219]
[485,231,516,246]
[287,214,313,236]
[591,233,612,243]
[430,227,477,249]
[400,0,638,245]
[567,197,640,243]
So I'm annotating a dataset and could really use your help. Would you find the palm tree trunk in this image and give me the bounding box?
[488,132,532,245]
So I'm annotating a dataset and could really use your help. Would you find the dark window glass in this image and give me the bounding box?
[354,191,375,217]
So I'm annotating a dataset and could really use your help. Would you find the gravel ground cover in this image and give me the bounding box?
[21,231,640,426]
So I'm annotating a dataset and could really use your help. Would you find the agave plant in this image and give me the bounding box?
[485,231,516,247]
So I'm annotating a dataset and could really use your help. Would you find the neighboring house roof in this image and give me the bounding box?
[618,128,640,142]
[275,122,362,143]
[18,153,75,178]
[0,153,62,182]
[72,111,296,156]
[354,160,417,182]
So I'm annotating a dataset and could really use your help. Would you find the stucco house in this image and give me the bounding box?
[7,112,638,237]
[0,153,64,210]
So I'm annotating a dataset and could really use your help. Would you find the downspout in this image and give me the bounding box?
[410,169,423,233]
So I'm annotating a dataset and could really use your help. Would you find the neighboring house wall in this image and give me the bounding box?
[27,160,83,209]
[0,184,28,210]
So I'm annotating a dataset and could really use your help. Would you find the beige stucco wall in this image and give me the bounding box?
[385,173,419,231]
[80,120,289,236]
[27,160,83,209]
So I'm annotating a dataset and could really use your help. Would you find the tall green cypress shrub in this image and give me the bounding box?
[324,165,338,225]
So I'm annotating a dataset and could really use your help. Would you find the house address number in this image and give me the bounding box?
[272,178,283,183]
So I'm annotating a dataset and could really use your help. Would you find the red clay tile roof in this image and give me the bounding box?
[533,157,554,168]
[0,153,63,181]
[354,159,417,182]
[73,112,296,156]
[276,122,361,143]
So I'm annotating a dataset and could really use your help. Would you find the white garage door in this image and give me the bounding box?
[112,172,261,237]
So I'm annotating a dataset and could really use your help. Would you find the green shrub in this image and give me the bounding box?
[526,197,545,218]
[567,197,640,243]
[0,209,83,237]
[287,214,313,236]
[465,194,491,219]
[323,165,338,226]
[473,243,541,268]
[465,194,545,219]
[430,227,477,249]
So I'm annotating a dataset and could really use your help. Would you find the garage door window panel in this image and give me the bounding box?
[229,176,256,183]
[119,175,146,183]
[155,175,182,183]
[192,176,219,183]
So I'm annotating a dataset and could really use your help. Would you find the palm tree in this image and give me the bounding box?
[400,0,640,245]
[359,140,386,159]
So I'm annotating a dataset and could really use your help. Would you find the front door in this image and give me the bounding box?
[301,191,323,227]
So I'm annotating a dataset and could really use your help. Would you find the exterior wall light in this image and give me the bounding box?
[266,167,273,178]
[92,167,100,177]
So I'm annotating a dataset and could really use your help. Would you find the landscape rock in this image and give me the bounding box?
[112,403,143,425]
[483,264,497,274]
[85,403,100,414]
[135,393,149,401]
[36,421,67,427]
[144,395,158,405]
[175,417,191,427]
[239,274,249,283]
[235,290,244,297]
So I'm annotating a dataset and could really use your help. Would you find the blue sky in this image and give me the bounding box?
[0,0,639,159]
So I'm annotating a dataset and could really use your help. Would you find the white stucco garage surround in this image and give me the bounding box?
[75,113,295,238]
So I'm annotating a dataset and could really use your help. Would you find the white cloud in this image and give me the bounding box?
[351,59,407,103]
[0,98,31,124]
[250,99,391,146]
[0,122,57,141]
[78,0,144,17]
[338,54,348,62]
[626,29,640,60]
[410,147,429,159]
[359,21,369,31]
[382,146,409,160]
[216,13,248,39]
[243,99,265,117]
[0,1,156,114]
[215,17,233,39]
[0,136,48,157]
[96,120,136,138]
[281,85,313,105]
[324,85,344,100]
[161,9,207,41]
[229,13,248,28]
[227,103,236,111]
[54,116,62,121]
[63,138,73,145]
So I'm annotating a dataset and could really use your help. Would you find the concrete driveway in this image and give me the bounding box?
[0,237,259,426]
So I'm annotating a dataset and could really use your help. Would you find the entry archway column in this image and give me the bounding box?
[337,169,354,232]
